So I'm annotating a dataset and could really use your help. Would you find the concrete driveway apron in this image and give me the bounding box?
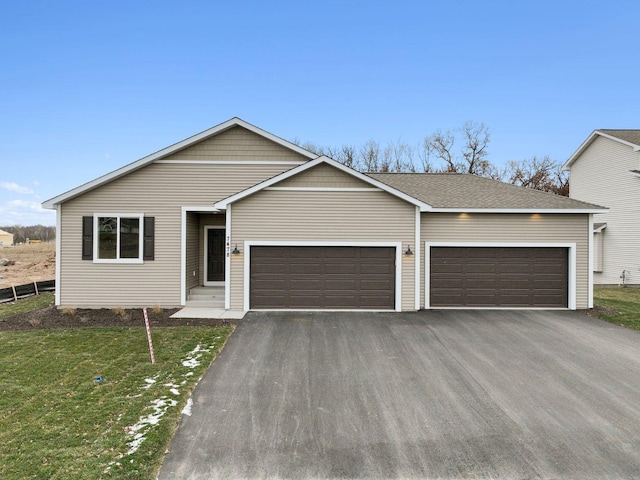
[158,310,640,479]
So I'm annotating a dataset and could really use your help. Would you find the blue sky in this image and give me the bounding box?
[1,0,638,226]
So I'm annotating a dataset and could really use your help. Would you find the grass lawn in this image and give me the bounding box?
[0,324,234,479]
[593,286,640,331]
[0,292,55,318]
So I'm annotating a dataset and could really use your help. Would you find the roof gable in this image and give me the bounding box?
[161,125,311,162]
[563,129,640,171]
[43,118,317,208]
[213,156,432,211]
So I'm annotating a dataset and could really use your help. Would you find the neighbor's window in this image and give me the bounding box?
[95,214,143,262]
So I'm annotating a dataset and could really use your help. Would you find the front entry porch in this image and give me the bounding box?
[177,209,245,319]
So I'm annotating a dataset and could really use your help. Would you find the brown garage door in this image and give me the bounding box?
[250,246,395,309]
[430,247,568,307]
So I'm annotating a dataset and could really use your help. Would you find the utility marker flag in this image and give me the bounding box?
[143,308,156,364]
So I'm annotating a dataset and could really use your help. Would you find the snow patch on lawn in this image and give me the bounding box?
[107,340,218,471]
[182,398,193,416]
[126,397,178,455]
[142,374,160,389]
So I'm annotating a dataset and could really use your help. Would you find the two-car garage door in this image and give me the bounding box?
[429,246,569,308]
[250,246,396,309]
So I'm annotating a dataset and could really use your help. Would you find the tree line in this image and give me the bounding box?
[294,121,569,196]
[0,225,56,244]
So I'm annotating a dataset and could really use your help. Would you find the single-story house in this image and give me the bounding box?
[0,229,14,247]
[43,118,606,311]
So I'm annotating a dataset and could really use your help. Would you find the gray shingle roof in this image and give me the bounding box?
[367,173,606,210]
[599,129,640,146]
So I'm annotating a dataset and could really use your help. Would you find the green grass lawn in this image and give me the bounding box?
[593,286,640,331]
[0,292,54,318]
[0,324,233,479]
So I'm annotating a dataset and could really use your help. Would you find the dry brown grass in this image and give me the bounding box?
[0,242,55,288]
[0,242,55,263]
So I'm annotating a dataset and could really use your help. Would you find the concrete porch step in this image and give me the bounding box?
[188,286,224,302]
[186,298,225,308]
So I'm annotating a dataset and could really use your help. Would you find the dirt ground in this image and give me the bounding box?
[0,242,55,288]
[0,305,237,332]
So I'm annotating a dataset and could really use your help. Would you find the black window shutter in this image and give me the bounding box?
[82,216,93,260]
[143,217,155,261]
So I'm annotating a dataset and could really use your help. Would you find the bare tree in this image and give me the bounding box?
[291,126,569,196]
[359,140,380,172]
[461,121,490,174]
[424,129,458,172]
[504,156,568,195]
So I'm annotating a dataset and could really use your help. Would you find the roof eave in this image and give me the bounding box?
[428,207,609,214]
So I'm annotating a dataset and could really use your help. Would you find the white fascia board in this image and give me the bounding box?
[214,156,432,210]
[428,207,609,214]
[42,117,317,208]
[629,171,640,178]
[563,130,640,171]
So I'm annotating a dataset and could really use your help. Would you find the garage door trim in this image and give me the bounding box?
[425,242,576,310]
[244,241,403,311]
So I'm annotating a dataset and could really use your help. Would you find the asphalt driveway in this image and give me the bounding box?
[158,310,640,479]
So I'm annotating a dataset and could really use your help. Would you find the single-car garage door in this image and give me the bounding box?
[250,246,395,309]
[430,247,568,308]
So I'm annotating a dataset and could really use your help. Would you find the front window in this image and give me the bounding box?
[95,214,143,262]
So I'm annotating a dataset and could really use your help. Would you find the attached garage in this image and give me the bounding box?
[428,246,570,308]
[250,245,397,309]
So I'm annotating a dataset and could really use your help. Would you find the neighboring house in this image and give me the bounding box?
[0,229,14,247]
[43,118,605,311]
[564,130,640,286]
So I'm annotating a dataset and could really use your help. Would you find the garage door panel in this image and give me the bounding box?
[325,263,357,274]
[430,247,568,308]
[325,279,357,290]
[251,246,395,309]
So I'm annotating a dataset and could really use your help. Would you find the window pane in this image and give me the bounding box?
[120,218,140,259]
[98,217,117,259]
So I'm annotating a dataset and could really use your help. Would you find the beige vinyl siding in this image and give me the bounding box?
[186,212,199,292]
[59,162,294,308]
[198,214,225,285]
[230,189,416,311]
[421,213,589,309]
[163,126,310,162]
[569,136,640,284]
[274,163,374,188]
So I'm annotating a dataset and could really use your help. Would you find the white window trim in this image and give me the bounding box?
[93,213,144,264]
[243,241,403,312]
[424,242,577,310]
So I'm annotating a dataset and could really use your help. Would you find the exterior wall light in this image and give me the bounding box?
[404,245,413,256]
[231,244,241,255]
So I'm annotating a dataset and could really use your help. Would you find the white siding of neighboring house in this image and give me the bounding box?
[569,136,640,285]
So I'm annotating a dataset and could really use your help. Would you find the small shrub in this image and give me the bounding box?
[112,307,126,316]
[152,305,163,314]
[28,318,41,327]
[61,307,76,316]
